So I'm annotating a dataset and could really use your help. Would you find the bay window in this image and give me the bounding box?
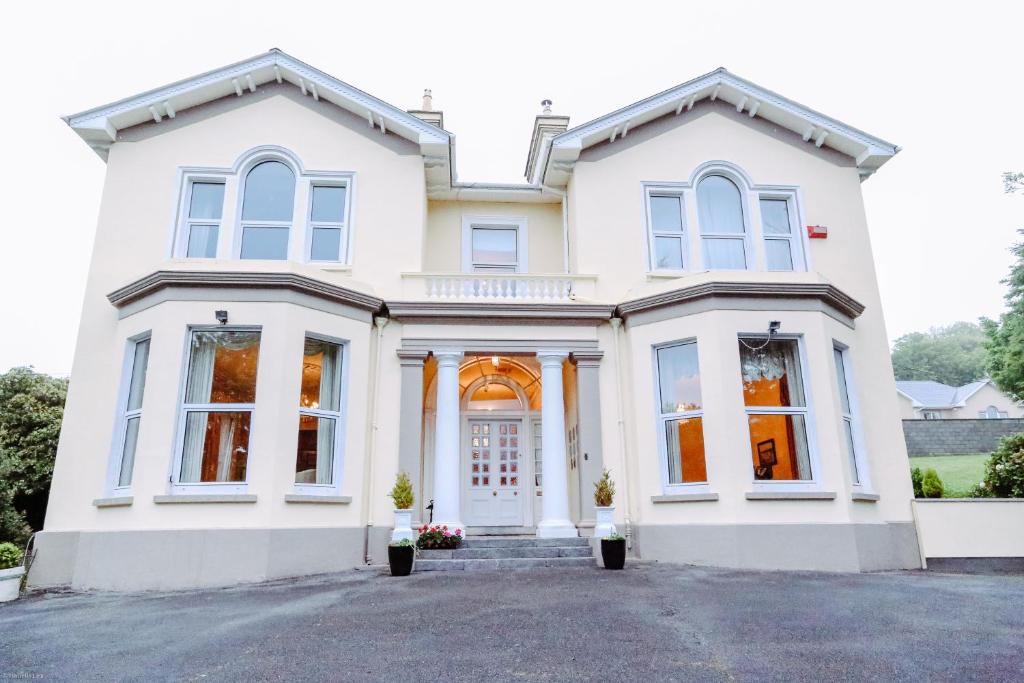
[739,337,814,482]
[833,345,870,487]
[239,160,295,260]
[111,336,151,489]
[655,341,708,487]
[296,336,344,487]
[176,330,261,486]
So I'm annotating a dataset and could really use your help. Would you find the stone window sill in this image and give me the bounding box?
[153,494,257,504]
[852,491,880,502]
[284,494,352,504]
[745,491,837,501]
[652,492,720,503]
[93,496,133,508]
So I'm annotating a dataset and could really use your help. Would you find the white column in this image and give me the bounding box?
[432,351,464,530]
[536,351,577,538]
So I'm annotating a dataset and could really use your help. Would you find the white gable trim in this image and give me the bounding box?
[63,49,452,175]
[545,68,899,187]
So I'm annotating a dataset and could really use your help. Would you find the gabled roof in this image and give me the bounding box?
[543,67,900,187]
[896,380,994,409]
[63,49,454,191]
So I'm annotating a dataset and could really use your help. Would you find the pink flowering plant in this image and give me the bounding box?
[415,524,463,550]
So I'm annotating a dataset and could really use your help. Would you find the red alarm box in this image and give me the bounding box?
[807,225,828,239]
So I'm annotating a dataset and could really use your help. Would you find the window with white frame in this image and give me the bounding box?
[296,336,344,486]
[112,336,151,489]
[176,329,261,485]
[307,184,349,262]
[759,195,803,271]
[697,175,748,269]
[646,190,687,270]
[532,417,543,490]
[739,337,813,481]
[462,217,527,273]
[239,160,296,260]
[180,181,225,258]
[833,345,867,486]
[922,410,941,420]
[979,406,1008,419]
[655,341,708,486]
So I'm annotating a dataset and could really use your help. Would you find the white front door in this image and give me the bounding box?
[466,418,525,526]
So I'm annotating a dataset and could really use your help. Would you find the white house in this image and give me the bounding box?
[896,380,1024,420]
[32,49,920,590]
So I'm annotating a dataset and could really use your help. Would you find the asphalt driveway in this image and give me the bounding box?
[2,563,1022,682]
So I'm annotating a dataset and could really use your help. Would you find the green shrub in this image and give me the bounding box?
[388,472,414,510]
[594,469,615,507]
[910,467,924,498]
[921,468,944,498]
[980,433,1024,497]
[0,542,23,570]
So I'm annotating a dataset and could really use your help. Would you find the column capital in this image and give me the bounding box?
[572,350,604,368]
[432,350,464,367]
[396,349,429,367]
[536,350,570,367]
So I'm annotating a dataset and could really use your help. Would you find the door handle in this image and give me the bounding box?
[492,490,497,497]
[513,491,518,496]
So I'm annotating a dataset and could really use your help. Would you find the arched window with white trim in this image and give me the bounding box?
[239,160,296,260]
[697,174,748,269]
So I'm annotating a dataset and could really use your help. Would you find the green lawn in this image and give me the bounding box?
[909,454,990,497]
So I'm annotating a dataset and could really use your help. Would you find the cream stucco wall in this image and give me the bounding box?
[424,200,564,273]
[37,80,923,587]
[961,383,1024,418]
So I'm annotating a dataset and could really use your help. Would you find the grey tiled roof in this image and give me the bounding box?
[896,380,988,407]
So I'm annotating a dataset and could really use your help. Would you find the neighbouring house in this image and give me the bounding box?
[32,49,920,590]
[896,380,1024,420]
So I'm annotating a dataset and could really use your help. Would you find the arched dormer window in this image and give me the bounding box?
[239,160,296,260]
[697,174,748,269]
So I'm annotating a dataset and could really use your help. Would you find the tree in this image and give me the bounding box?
[890,322,988,386]
[0,367,68,545]
[983,172,1024,399]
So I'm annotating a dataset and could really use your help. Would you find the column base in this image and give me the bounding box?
[432,520,466,535]
[536,520,578,539]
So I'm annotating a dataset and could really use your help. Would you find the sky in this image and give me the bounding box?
[1,1,1021,376]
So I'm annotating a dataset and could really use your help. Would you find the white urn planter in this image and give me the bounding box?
[391,509,414,543]
[0,566,24,603]
[594,505,617,539]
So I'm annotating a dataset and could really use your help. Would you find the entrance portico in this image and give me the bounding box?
[397,341,605,540]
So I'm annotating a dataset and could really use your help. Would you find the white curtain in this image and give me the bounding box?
[664,420,681,484]
[216,414,239,482]
[315,342,340,484]
[180,335,216,482]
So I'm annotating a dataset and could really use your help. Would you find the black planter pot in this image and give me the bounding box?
[388,545,415,576]
[601,538,626,570]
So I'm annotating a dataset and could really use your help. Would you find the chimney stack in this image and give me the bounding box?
[408,88,443,129]
[524,98,570,182]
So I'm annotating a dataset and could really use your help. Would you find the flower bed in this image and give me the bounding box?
[416,524,463,550]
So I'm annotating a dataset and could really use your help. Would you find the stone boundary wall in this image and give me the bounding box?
[902,419,1024,455]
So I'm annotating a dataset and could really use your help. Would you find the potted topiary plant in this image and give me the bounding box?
[388,539,415,576]
[601,533,626,570]
[0,542,25,602]
[593,469,617,539]
[388,472,415,543]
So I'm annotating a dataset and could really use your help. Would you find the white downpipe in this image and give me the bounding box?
[609,318,634,548]
[362,315,389,564]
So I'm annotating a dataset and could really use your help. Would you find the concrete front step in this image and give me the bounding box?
[415,556,596,572]
[460,535,590,549]
[420,545,593,560]
[465,526,536,536]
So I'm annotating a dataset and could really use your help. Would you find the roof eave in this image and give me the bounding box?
[544,68,899,187]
